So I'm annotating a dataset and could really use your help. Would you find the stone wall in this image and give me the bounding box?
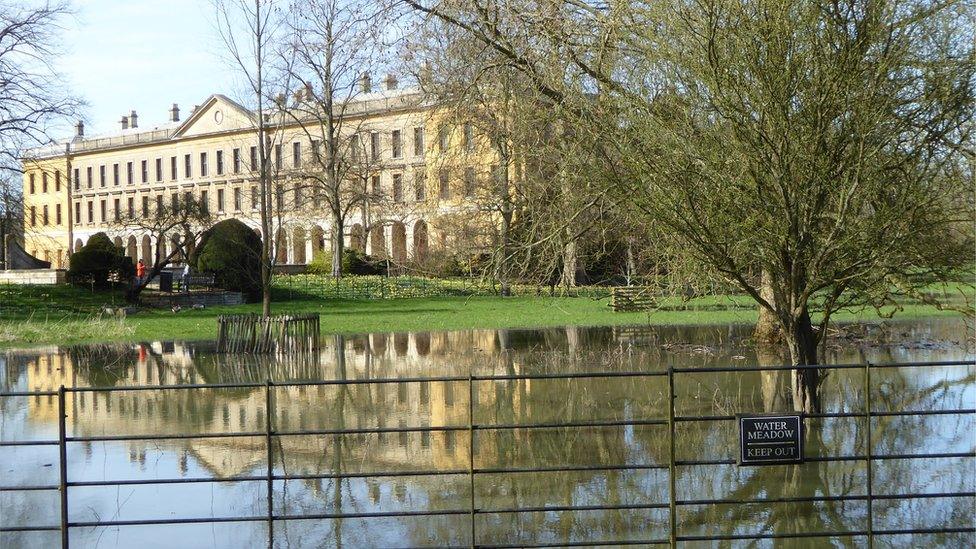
[0,269,66,285]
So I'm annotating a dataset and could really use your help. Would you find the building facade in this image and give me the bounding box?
[21,78,494,270]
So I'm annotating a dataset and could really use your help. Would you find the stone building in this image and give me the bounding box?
[20,76,495,270]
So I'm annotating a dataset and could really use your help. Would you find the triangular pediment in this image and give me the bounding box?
[172,94,255,138]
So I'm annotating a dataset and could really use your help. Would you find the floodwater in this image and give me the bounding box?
[1,318,973,548]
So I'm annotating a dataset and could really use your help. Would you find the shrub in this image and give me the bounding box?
[418,250,491,278]
[417,249,466,277]
[305,250,333,275]
[307,248,386,276]
[68,233,134,288]
[193,219,262,300]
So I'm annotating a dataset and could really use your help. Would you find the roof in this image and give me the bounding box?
[24,87,429,160]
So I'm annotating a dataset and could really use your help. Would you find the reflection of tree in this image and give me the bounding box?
[677,422,858,547]
[67,344,139,386]
[329,334,350,549]
[757,342,789,413]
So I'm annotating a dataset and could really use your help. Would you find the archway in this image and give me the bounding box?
[391,222,406,264]
[113,236,123,249]
[141,235,151,263]
[74,238,83,252]
[310,225,326,257]
[126,236,137,263]
[292,227,306,264]
[413,220,428,261]
[369,224,386,258]
[349,224,364,252]
[275,229,288,264]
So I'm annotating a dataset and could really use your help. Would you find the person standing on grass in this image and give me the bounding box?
[182,263,190,294]
[136,259,146,285]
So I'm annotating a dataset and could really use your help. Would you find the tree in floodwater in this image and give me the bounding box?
[406,0,976,412]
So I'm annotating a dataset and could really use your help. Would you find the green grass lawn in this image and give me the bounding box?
[0,283,970,348]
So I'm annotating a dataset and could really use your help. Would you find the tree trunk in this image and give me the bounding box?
[785,309,821,413]
[625,237,635,285]
[331,216,344,279]
[754,269,781,344]
[359,193,369,252]
[561,238,577,288]
[496,209,512,296]
[254,0,272,318]
[125,261,165,302]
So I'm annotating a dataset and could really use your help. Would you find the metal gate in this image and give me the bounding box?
[1,359,973,547]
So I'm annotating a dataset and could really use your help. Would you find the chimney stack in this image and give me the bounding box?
[120,116,129,130]
[384,73,398,91]
[360,72,371,93]
[170,103,180,122]
[129,110,138,129]
[75,121,84,138]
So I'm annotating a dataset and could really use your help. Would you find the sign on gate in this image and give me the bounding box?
[738,414,804,465]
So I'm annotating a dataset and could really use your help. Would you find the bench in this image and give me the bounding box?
[174,274,216,292]
[610,286,656,312]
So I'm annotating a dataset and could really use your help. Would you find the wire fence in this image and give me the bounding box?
[0,359,973,548]
[271,274,618,300]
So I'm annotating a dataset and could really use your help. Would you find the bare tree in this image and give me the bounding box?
[410,14,628,294]
[0,1,81,174]
[213,0,291,315]
[112,198,212,301]
[408,0,976,412]
[1,1,81,265]
[411,22,523,293]
[278,0,393,278]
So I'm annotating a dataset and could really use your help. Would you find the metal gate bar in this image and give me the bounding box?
[0,360,972,547]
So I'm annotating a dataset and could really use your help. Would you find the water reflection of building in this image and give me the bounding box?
[10,330,535,480]
[8,324,749,484]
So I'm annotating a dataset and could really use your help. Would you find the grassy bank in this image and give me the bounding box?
[0,282,970,348]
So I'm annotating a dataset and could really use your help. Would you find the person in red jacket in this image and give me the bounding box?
[136,259,146,284]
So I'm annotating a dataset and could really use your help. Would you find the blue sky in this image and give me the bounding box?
[59,0,241,136]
